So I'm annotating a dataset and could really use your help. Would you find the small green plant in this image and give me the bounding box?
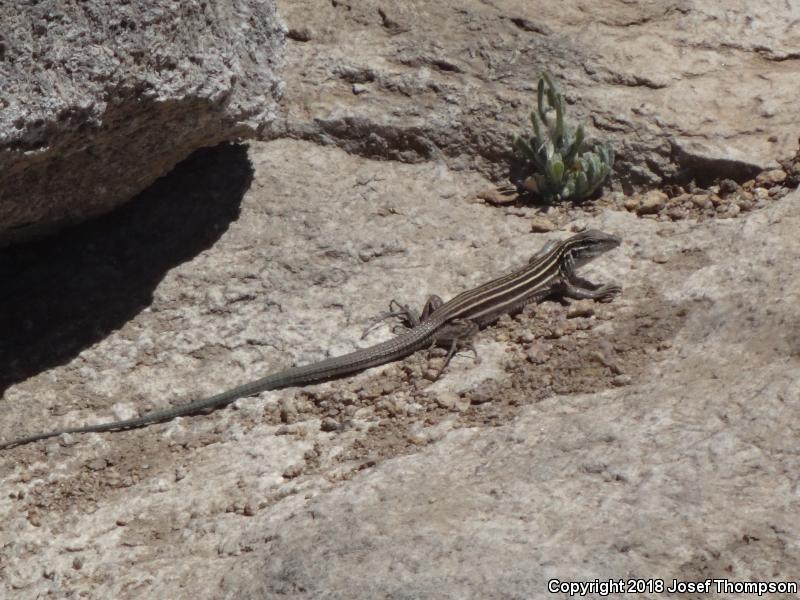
[514,73,614,201]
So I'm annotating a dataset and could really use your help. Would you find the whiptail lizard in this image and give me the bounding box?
[0,230,622,449]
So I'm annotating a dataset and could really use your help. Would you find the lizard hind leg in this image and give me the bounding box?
[428,318,480,380]
[361,295,444,339]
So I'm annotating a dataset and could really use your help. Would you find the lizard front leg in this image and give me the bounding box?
[559,274,622,303]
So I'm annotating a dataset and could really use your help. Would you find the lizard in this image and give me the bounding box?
[0,229,622,449]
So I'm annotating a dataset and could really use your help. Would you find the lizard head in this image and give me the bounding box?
[564,230,621,268]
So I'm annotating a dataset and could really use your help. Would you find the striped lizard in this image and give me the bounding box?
[0,230,622,449]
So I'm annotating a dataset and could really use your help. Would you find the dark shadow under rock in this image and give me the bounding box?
[0,143,253,394]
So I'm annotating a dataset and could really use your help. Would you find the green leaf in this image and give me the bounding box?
[601,145,615,170]
[530,139,548,170]
[554,95,564,143]
[543,140,554,163]
[564,124,584,167]
[514,136,534,160]
[543,72,559,110]
[537,78,547,126]
[541,71,556,92]
[547,152,565,184]
[564,181,575,197]
[515,136,548,172]
[574,171,589,198]
[584,153,601,181]
[531,112,542,143]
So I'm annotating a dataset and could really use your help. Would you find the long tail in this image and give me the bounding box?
[0,374,281,449]
[0,324,434,449]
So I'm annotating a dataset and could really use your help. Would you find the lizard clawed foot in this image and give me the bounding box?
[361,299,420,339]
[595,283,623,303]
[426,318,481,381]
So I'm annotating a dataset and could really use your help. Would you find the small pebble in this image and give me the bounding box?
[673,192,693,206]
[526,345,547,364]
[755,169,786,186]
[516,331,535,343]
[470,391,493,405]
[529,216,556,232]
[735,194,754,211]
[423,367,443,381]
[612,374,632,386]
[320,417,339,432]
[636,190,667,215]
[570,220,588,232]
[283,464,303,479]
[623,197,639,212]
[86,458,108,472]
[754,187,770,200]
[287,27,313,42]
[567,301,595,319]
[691,194,713,209]
[436,392,459,409]
[768,185,785,197]
[719,179,739,195]
[666,207,687,220]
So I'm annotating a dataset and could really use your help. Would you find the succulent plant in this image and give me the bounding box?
[514,73,614,201]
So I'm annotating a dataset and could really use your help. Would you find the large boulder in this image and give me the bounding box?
[276,0,799,189]
[0,0,284,246]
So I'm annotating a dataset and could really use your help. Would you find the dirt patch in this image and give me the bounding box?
[7,285,691,524]
[238,286,692,478]
[11,435,186,525]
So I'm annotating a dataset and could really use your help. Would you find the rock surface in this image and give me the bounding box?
[229,191,800,598]
[1,138,798,598]
[0,0,285,246]
[274,0,799,189]
[1,0,800,598]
